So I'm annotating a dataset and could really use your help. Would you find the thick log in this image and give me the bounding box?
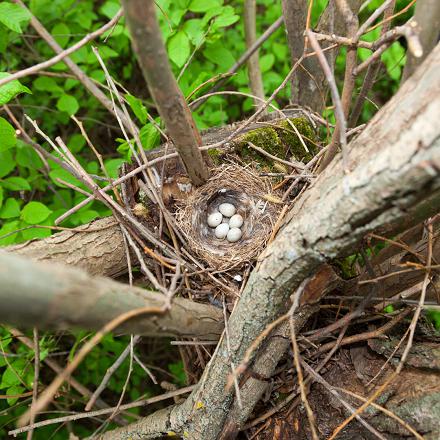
[99,41,440,440]
[5,217,128,278]
[0,251,224,340]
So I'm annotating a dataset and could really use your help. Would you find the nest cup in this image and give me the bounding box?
[176,164,281,270]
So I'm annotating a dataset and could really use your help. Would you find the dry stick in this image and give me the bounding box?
[316,0,357,174]
[312,307,412,356]
[191,15,284,111]
[85,335,141,411]
[328,220,434,440]
[17,305,167,428]
[335,387,424,440]
[307,31,348,174]
[122,0,208,186]
[355,0,393,40]
[7,328,116,416]
[26,328,40,440]
[190,90,311,154]
[311,31,373,49]
[223,296,243,410]
[302,361,388,440]
[248,142,305,171]
[244,0,266,113]
[367,0,417,33]
[12,0,135,134]
[9,385,196,436]
[0,10,123,88]
[354,24,423,75]
[289,284,319,440]
[349,0,396,127]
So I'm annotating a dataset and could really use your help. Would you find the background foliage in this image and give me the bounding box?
[0,0,423,438]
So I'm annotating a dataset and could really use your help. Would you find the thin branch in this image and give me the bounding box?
[0,10,123,88]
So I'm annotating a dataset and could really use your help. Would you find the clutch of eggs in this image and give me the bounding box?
[207,203,243,242]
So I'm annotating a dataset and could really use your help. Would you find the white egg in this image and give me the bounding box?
[227,227,242,243]
[229,214,243,229]
[215,223,230,239]
[207,212,222,228]
[218,203,236,217]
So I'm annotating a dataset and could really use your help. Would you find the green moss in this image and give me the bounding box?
[207,148,223,165]
[234,117,317,168]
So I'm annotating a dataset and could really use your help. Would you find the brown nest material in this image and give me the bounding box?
[176,164,282,270]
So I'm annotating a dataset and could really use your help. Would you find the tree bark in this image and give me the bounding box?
[0,251,224,340]
[100,42,440,440]
[244,0,266,112]
[283,0,363,113]
[402,0,440,81]
[5,217,128,278]
[121,0,209,186]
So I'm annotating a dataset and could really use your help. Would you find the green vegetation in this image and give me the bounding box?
[0,0,423,438]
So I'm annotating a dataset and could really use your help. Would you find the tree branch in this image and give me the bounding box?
[0,251,224,340]
[121,0,209,186]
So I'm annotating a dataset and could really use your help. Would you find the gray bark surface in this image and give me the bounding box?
[5,217,128,278]
[0,251,224,340]
[100,43,440,440]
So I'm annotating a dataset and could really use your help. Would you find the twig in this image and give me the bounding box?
[289,285,319,440]
[247,142,304,171]
[9,385,195,436]
[17,305,167,427]
[191,16,283,110]
[302,361,388,440]
[328,220,434,440]
[26,328,40,440]
[12,0,135,133]
[0,10,123,88]
[85,335,142,411]
[335,387,424,439]
[223,296,242,409]
[307,30,348,173]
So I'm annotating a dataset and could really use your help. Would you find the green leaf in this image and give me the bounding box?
[6,385,25,406]
[183,19,204,45]
[100,1,120,19]
[68,133,86,153]
[49,166,83,188]
[0,150,15,177]
[16,141,43,169]
[140,121,161,150]
[21,223,51,240]
[0,72,32,105]
[0,365,22,389]
[188,0,221,13]
[2,176,31,191]
[0,198,20,219]
[0,2,31,33]
[104,158,124,178]
[203,42,235,70]
[57,94,79,115]
[21,201,52,224]
[0,186,3,208]
[0,220,19,245]
[260,53,275,73]
[212,7,239,29]
[32,76,63,94]
[125,94,148,124]
[51,22,70,48]
[168,30,190,67]
[0,117,16,151]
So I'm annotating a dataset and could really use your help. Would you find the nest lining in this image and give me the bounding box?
[176,164,282,270]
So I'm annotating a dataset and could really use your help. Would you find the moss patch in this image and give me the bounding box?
[234,117,317,168]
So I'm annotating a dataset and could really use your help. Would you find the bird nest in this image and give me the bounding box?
[176,164,282,270]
